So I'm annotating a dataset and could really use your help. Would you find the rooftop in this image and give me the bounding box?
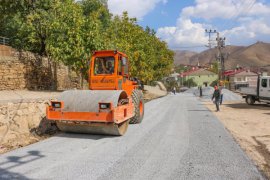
[180,68,217,77]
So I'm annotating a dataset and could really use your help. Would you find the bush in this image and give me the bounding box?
[183,79,197,88]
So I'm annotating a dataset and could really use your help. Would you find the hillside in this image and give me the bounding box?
[173,50,197,65]
[227,42,270,71]
[174,42,270,71]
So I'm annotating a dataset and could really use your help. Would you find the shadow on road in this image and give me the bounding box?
[0,150,44,179]
[188,109,210,112]
[55,132,117,140]
[225,103,270,110]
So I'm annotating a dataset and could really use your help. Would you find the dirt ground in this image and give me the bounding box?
[204,100,270,178]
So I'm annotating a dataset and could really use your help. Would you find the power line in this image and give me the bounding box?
[173,45,206,49]
[219,0,256,33]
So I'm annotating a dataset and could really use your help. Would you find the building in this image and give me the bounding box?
[224,69,258,90]
[179,68,218,87]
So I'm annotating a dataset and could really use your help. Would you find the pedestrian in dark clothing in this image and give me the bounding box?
[173,87,176,95]
[212,86,221,112]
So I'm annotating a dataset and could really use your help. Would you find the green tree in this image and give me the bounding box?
[1,1,174,85]
[209,61,219,74]
[105,12,174,83]
[184,78,197,88]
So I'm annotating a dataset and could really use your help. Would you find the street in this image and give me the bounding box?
[0,93,265,180]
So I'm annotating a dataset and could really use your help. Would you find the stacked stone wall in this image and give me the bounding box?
[0,99,50,153]
[0,58,26,90]
[0,45,85,91]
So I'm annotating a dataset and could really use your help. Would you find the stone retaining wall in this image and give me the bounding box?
[0,99,51,153]
[0,45,85,91]
[0,57,26,90]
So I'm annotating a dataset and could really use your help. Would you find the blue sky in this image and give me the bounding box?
[108,0,270,51]
[138,1,193,30]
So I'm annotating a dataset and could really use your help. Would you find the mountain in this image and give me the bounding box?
[174,42,270,72]
[173,50,197,65]
[226,42,270,71]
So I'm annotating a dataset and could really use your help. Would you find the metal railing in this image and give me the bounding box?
[0,36,9,45]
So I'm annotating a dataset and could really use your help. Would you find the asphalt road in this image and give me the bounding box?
[0,93,265,180]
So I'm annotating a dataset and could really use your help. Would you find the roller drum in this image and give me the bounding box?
[55,90,129,135]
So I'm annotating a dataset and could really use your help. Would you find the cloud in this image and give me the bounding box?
[182,0,270,19]
[222,16,270,45]
[107,0,167,20]
[157,18,208,49]
[157,0,270,50]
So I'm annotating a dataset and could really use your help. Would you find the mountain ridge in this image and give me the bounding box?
[174,41,270,71]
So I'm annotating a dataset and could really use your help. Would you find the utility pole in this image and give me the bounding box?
[205,30,226,82]
[216,32,226,81]
[205,29,217,49]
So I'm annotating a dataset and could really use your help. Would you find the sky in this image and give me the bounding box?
[107,0,270,52]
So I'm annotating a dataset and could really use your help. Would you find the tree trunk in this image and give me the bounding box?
[80,71,84,89]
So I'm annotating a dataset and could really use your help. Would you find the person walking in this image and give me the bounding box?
[212,85,221,112]
[219,86,224,105]
[199,86,202,97]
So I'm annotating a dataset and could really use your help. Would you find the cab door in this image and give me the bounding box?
[260,77,270,99]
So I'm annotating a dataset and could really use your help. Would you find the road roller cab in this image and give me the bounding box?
[89,50,137,96]
[46,50,144,136]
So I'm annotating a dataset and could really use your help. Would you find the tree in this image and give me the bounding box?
[1,1,174,86]
[105,12,174,83]
[184,78,197,88]
[209,61,219,74]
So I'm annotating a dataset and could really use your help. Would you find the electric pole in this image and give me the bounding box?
[216,33,226,81]
[205,29,226,82]
[205,29,217,49]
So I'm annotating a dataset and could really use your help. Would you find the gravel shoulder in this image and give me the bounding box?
[204,100,270,179]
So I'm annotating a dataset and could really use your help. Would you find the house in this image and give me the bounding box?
[179,68,218,87]
[224,69,258,90]
[170,72,180,81]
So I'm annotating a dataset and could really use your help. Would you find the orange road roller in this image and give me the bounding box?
[46,50,144,135]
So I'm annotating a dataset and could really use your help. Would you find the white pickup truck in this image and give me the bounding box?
[240,76,270,105]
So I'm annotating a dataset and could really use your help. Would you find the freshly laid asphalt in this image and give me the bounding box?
[0,93,265,180]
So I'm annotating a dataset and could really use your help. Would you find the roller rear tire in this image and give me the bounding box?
[130,90,144,124]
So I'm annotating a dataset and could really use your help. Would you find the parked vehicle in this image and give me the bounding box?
[240,76,270,105]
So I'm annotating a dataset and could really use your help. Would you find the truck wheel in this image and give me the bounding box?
[246,95,255,105]
[130,90,144,124]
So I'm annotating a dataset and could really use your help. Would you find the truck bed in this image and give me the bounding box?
[239,87,257,96]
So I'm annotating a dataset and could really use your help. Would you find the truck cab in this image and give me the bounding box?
[240,76,270,105]
[260,76,270,99]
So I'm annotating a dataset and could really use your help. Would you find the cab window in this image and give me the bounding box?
[261,79,267,88]
[118,57,122,75]
[94,57,115,75]
[122,57,129,75]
